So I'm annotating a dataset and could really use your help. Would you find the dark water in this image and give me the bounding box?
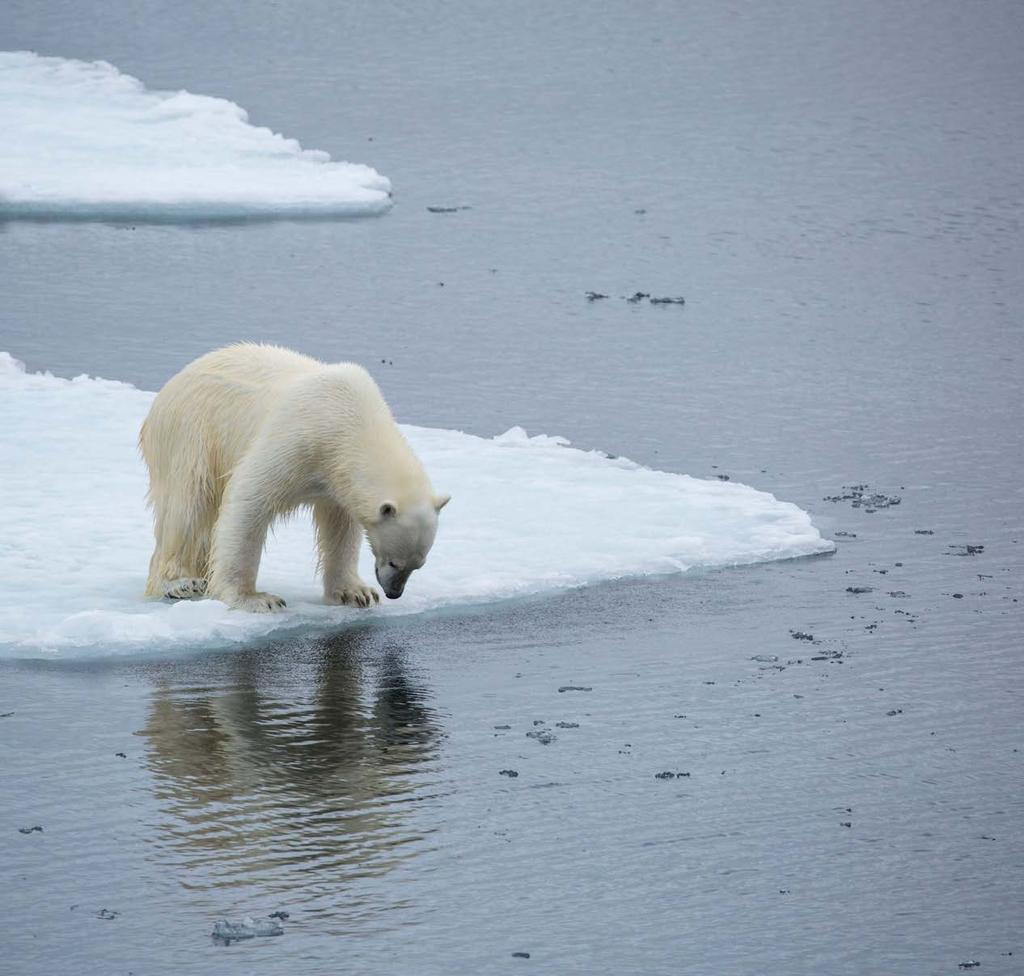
[1,1,1022,973]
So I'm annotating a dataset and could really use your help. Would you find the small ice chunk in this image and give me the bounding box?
[492,425,570,449]
[211,916,284,942]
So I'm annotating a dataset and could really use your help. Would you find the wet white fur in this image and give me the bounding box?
[139,343,447,612]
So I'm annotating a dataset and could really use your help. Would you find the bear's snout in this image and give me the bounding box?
[375,565,407,600]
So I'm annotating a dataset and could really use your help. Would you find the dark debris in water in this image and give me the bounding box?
[426,205,471,213]
[555,721,579,729]
[526,729,556,745]
[810,648,844,662]
[586,291,686,307]
[958,962,981,971]
[789,630,815,642]
[96,909,119,920]
[18,825,43,834]
[499,769,519,778]
[512,952,531,959]
[846,586,873,594]
[267,911,290,921]
[946,544,985,556]
[823,485,902,510]
[558,685,592,693]
[834,531,857,538]
[654,771,691,780]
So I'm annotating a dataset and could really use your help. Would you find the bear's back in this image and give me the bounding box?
[142,344,326,481]
[185,343,323,393]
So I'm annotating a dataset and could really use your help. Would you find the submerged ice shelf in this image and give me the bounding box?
[0,51,391,220]
[0,354,834,655]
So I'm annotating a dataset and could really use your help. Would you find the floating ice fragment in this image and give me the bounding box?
[212,917,284,942]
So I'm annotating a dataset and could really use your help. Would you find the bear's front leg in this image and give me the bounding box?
[314,501,380,608]
[208,456,288,613]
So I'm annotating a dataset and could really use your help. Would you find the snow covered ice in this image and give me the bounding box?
[0,354,833,655]
[0,52,391,220]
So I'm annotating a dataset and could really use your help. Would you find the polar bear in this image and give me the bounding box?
[139,343,449,613]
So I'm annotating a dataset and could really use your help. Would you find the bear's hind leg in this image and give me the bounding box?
[315,501,379,608]
[144,482,217,601]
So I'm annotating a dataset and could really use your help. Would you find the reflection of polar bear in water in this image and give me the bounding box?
[139,343,449,612]
[140,632,440,886]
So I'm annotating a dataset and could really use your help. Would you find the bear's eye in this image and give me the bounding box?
[388,561,399,570]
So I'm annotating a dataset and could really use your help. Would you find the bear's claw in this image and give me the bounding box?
[164,577,208,600]
[232,591,287,613]
[326,584,380,609]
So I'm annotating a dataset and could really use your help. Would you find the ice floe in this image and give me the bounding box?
[0,52,391,221]
[0,355,833,655]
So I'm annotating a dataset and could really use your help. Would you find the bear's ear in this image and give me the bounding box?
[379,501,397,519]
[434,494,451,512]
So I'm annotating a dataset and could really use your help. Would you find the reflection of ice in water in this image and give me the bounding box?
[0,355,833,655]
[143,633,441,918]
[0,52,392,221]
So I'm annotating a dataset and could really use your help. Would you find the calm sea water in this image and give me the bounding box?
[1,1,1022,973]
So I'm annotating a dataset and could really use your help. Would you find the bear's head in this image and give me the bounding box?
[365,495,450,599]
